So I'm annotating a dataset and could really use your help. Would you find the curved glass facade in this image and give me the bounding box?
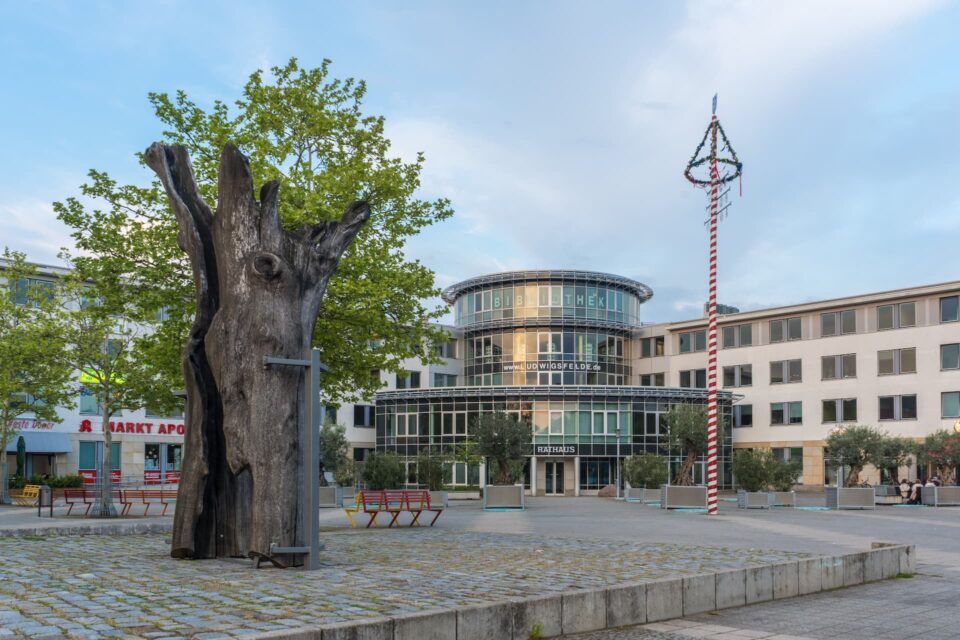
[453,282,643,327]
[376,270,734,493]
[464,329,630,386]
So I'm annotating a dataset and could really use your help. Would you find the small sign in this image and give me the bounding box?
[534,444,577,456]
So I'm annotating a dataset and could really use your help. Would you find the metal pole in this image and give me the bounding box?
[705,116,720,516]
[616,427,621,499]
[304,348,321,570]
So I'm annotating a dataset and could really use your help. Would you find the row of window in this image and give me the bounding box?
[453,283,641,326]
[732,392,960,427]
[466,330,629,362]
[675,296,960,353]
[719,344,960,389]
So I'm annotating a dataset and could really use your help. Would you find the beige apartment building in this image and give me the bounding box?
[635,281,960,486]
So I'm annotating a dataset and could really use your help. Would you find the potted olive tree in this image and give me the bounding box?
[768,456,800,507]
[622,453,668,503]
[416,448,449,507]
[733,449,773,509]
[662,404,713,509]
[824,425,881,509]
[475,412,531,510]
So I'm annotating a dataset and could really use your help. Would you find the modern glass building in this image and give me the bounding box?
[376,270,735,495]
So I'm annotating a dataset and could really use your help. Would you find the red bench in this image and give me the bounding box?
[120,489,177,516]
[344,489,443,528]
[63,488,121,515]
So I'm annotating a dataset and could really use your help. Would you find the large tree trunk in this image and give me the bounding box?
[145,143,368,565]
[674,451,697,486]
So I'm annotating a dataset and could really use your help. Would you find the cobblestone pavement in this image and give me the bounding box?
[0,528,809,639]
[568,571,958,640]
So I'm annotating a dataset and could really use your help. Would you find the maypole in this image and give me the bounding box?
[683,95,742,515]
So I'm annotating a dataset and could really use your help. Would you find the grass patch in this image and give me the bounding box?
[893,572,915,579]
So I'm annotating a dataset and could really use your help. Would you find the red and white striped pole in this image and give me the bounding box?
[705,115,720,516]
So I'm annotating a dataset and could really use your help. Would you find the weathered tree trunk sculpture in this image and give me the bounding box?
[145,143,369,565]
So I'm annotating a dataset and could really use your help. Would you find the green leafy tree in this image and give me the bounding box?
[824,425,884,487]
[663,404,716,486]
[362,451,405,490]
[622,453,668,489]
[732,449,773,493]
[57,266,178,517]
[473,412,531,485]
[875,435,916,483]
[0,251,75,504]
[319,422,349,487]
[54,58,453,405]
[416,448,447,491]
[332,454,356,488]
[917,430,960,482]
[453,440,482,468]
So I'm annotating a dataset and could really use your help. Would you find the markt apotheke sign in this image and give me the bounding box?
[534,444,578,456]
[79,419,185,436]
[502,362,601,372]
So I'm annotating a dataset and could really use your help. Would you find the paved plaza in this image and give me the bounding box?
[0,495,957,639]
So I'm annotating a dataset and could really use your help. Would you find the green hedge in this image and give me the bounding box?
[8,474,85,489]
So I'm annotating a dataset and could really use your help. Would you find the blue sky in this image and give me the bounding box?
[1,0,958,322]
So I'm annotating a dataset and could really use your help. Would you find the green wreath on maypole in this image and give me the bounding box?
[683,118,743,187]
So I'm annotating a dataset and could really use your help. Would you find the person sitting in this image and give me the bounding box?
[908,479,924,504]
[899,478,911,501]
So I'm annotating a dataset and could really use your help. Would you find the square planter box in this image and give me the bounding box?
[661,485,708,509]
[484,485,524,511]
[317,486,342,508]
[625,487,645,503]
[770,491,796,507]
[341,486,356,503]
[922,486,960,506]
[825,486,875,510]
[429,490,449,508]
[737,490,772,509]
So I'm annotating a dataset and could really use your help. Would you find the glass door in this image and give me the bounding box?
[545,461,565,495]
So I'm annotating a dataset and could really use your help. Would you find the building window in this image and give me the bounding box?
[145,401,184,419]
[877,302,916,330]
[639,373,665,386]
[12,278,55,307]
[943,392,960,418]
[395,371,421,389]
[79,388,100,415]
[942,344,960,370]
[396,412,418,437]
[877,347,916,375]
[722,364,752,388]
[821,310,856,337]
[733,404,753,428]
[436,339,457,359]
[679,330,707,354]
[879,395,917,421]
[941,296,959,323]
[821,354,856,380]
[354,405,375,428]
[680,369,707,389]
[771,402,802,425]
[769,317,802,343]
[770,359,802,384]
[640,336,665,358]
[322,406,338,425]
[822,398,857,423]
[432,373,458,387]
[722,323,752,348]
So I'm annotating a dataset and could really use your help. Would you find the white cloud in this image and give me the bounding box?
[0,198,74,265]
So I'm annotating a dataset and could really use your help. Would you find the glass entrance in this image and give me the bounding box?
[545,460,565,495]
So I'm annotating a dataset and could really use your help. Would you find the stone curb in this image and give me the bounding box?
[0,522,173,538]
[240,542,914,640]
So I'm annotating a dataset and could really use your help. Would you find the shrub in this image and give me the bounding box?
[416,449,447,491]
[362,452,405,490]
[768,458,801,492]
[622,453,668,489]
[332,455,355,488]
[732,449,773,492]
[824,425,884,486]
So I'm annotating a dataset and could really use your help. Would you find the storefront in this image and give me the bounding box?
[4,428,73,478]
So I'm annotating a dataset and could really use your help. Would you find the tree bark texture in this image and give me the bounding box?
[145,143,369,565]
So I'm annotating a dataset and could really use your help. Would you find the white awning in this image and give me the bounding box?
[5,432,73,454]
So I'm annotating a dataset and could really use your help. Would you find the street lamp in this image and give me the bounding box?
[615,426,622,500]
